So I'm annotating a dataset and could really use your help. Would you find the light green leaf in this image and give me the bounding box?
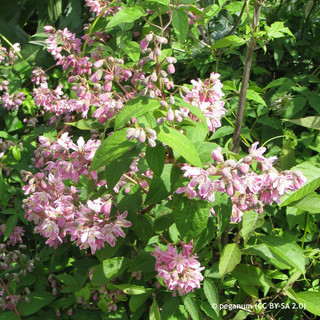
[241,211,265,244]
[107,7,144,29]
[121,40,140,62]
[289,192,320,213]
[280,162,320,207]
[92,257,130,285]
[115,97,160,130]
[285,288,320,316]
[90,128,137,170]
[265,21,294,39]
[203,279,220,318]
[157,125,202,167]
[65,119,105,130]
[212,35,245,49]
[147,0,170,5]
[219,243,241,279]
[173,195,211,243]
[172,10,189,43]
[283,116,320,130]
[259,236,305,274]
[129,293,151,312]
[114,284,149,295]
[182,293,200,320]
[246,89,266,106]
[150,299,161,320]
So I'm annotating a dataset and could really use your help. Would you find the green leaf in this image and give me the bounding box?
[147,0,170,5]
[259,236,305,274]
[0,312,19,320]
[107,7,144,29]
[280,162,320,207]
[308,92,320,114]
[241,211,265,244]
[285,288,320,316]
[172,195,211,242]
[21,292,55,316]
[219,243,241,279]
[65,119,105,130]
[212,35,245,49]
[90,128,137,170]
[182,293,200,320]
[92,257,130,285]
[175,97,208,133]
[284,96,307,119]
[146,143,165,176]
[115,97,160,130]
[121,40,140,62]
[172,10,189,43]
[145,164,180,205]
[105,147,141,190]
[209,126,234,140]
[265,21,294,39]
[129,293,151,312]
[246,89,266,106]
[283,116,320,130]
[244,244,291,270]
[289,192,320,213]
[203,279,220,318]
[114,284,149,295]
[214,193,232,238]
[150,299,161,320]
[157,126,202,167]
[232,264,274,298]
[4,214,18,241]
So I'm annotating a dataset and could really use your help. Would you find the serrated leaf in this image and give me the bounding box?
[280,162,320,207]
[4,215,18,241]
[241,211,265,244]
[182,294,200,320]
[283,116,320,130]
[246,89,266,106]
[172,10,189,43]
[90,128,137,170]
[173,195,211,242]
[219,243,241,279]
[265,21,294,39]
[259,236,305,274]
[150,299,161,320]
[107,7,144,29]
[157,126,202,167]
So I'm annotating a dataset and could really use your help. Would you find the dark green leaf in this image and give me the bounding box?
[146,143,165,176]
[172,10,189,43]
[21,292,55,316]
[182,293,200,320]
[219,243,241,279]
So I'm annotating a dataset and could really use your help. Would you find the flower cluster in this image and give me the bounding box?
[177,142,306,222]
[182,72,226,132]
[21,133,131,254]
[151,241,204,296]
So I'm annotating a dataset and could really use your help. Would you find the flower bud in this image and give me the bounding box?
[167,64,175,74]
[166,108,174,121]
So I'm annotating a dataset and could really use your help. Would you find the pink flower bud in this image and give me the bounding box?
[150,72,157,82]
[140,40,149,50]
[167,64,175,74]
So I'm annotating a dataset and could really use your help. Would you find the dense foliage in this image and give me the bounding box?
[1,0,320,319]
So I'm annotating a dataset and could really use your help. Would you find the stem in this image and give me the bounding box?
[261,135,286,147]
[227,0,247,36]
[232,0,263,153]
[0,34,23,60]
[301,213,309,250]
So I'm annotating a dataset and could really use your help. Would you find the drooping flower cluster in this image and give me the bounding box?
[177,142,306,222]
[182,72,226,132]
[21,133,131,253]
[151,241,204,296]
[85,0,121,17]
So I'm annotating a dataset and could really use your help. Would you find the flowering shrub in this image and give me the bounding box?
[1,0,320,319]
